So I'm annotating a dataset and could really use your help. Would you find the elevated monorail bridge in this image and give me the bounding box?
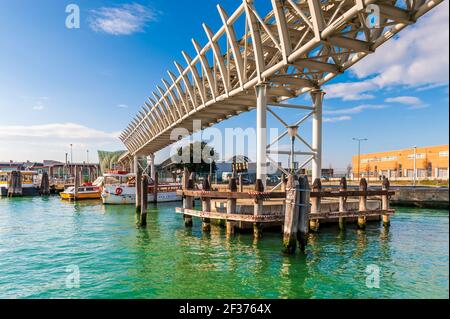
[119,0,443,186]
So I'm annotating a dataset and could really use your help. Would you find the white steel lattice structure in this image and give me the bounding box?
[119,0,443,182]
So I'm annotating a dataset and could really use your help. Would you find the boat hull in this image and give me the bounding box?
[0,187,40,197]
[101,192,181,205]
[60,192,101,200]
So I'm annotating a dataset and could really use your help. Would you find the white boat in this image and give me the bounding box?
[101,172,182,205]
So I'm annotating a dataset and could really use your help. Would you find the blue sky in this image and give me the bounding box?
[0,0,448,170]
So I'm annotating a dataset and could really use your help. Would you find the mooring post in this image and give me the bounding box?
[74,166,79,201]
[201,177,211,232]
[226,178,238,236]
[153,172,159,204]
[140,175,148,227]
[191,172,197,208]
[298,175,310,252]
[283,175,300,254]
[238,174,244,193]
[79,166,84,186]
[358,178,368,230]
[253,179,265,239]
[310,178,322,232]
[8,171,23,198]
[382,177,391,227]
[87,167,91,183]
[134,156,142,214]
[183,169,194,227]
[40,171,50,196]
[281,173,287,193]
[339,177,347,230]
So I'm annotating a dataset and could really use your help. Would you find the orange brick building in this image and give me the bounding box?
[352,145,449,180]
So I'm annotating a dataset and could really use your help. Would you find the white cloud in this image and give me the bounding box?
[0,123,119,140]
[325,2,449,100]
[117,104,129,108]
[21,96,49,111]
[385,96,421,105]
[32,103,45,111]
[324,104,390,115]
[323,116,352,123]
[0,123,122,162]
[90,3,159,35]
[325,82,376,101]
[384,96,428,109]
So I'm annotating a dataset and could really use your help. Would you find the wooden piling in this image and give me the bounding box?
[226,178,238,236]
[283,175,300,254]
[201,177,211,232]
[253,179,264,239]
[183,169,194,227]
[40,172,50,196]
[382,177,391,227]
[153,173,159,204]
[79,166,84,186]
[339,177,347,230]
[238,174,244,193]
[298,175,310,252]
[140,176,149,227]
[309,178,321,232]
[134,157,142,214]
[281,174,287,193]
[358,178,368,230]
[7,171,22,197]
[74,167,79,201]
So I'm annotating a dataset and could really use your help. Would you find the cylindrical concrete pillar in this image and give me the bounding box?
[256,83,268,188]
[311,89,325,181]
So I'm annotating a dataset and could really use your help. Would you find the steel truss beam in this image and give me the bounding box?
[119,0,443,161]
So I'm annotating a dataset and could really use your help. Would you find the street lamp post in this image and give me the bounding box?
[353,138,368,180]
[86,150,89,164]
[70,144,73,164]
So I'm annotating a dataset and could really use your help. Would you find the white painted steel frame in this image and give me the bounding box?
[119,0,443,181]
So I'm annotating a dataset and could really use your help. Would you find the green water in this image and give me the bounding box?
[0,197,448,299]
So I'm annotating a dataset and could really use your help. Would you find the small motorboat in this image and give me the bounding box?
[60,184,101,200]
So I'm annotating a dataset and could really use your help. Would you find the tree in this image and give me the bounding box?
[175,141,218,173]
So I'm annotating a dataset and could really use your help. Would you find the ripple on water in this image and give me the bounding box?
[0,197,448,299]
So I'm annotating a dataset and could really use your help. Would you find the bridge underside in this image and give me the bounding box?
[119,0,443,182]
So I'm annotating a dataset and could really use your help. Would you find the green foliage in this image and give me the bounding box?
[175,141,217,173]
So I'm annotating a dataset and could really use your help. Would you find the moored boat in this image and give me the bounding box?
[0,171,40,197]
[101,172,182,205]
[60,184,102,200]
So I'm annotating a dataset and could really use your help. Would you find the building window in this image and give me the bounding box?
[380,156,398,162]
[439,151,449,157]
[417,169,427,178]
[437,168,448,178]
[407,153,425,160]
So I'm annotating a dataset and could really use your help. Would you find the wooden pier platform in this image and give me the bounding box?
[176,171,395,254]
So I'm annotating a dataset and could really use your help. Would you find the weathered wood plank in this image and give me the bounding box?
[177,189,395,199]
[176,207,283,223]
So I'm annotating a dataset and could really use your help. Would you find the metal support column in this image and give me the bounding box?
[311,89,325,181]
[256,83,268,187]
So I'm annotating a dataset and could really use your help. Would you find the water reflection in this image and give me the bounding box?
[0,198,447,299]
